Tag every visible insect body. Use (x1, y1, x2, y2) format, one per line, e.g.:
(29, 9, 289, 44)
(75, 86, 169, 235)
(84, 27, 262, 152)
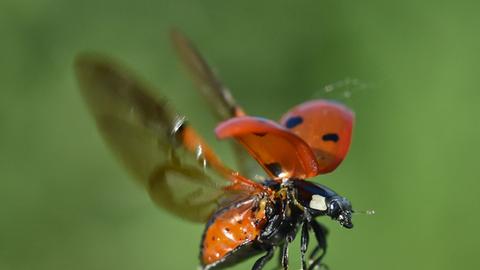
(75, 30, 356, 270)
(201, 179, 353, 270)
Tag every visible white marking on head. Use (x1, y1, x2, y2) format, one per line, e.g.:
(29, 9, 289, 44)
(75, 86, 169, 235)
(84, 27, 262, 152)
(309, 195, 327, 211)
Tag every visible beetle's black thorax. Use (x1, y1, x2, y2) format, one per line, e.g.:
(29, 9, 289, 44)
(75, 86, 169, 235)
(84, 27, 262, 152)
(257, 180, 306, 246)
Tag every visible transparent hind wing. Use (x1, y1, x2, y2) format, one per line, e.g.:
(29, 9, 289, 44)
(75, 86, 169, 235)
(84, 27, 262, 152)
(170, 29, 244, 119)
(171, 30, 265, 180)
(75, 53, 258, 222)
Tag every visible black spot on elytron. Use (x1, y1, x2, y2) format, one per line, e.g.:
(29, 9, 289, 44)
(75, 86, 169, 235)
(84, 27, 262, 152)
(225, 228, 230, 232)
(322, 133, 339, 142)
(253, 132, 267, 137)
(211, 236, 215, 241)
(265, 162, 283, 176)
(285, 116, 303, 129)
(237, 220, 242, 225)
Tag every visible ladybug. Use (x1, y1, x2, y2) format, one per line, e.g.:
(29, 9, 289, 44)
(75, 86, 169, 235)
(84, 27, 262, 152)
(75, 30, 356, 270)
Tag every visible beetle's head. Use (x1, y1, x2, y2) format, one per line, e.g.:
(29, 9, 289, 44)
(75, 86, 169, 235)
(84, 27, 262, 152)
(325, 196, 353, 229)
(292, 180, 354, 229)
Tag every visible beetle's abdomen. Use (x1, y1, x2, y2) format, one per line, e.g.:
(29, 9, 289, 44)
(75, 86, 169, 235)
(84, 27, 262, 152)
(201, 198, 267, 266)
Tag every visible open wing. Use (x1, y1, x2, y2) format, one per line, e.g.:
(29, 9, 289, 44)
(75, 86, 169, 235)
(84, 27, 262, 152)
(75, 53, 261, 222)
(216, 116, 320, 180)
(170, 30, 263, 179)
(170, 29, 245, 119)
(280, 100, 354, 174)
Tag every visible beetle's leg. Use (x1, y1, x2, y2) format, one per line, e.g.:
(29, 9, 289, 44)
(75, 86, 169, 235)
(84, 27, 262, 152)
(271, 242, 290, 270)
(300, 222, 310, 270)
(252, 246, 275, 270)
(308, 220, 328, 270)
(309, 220, 328, 260)
(280, 242, 289, 270)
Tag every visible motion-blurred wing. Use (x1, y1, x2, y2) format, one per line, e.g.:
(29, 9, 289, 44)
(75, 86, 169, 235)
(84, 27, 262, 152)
(280, 100, 354, 174)
(170, 29, 245, 119)
(216, 116, 320, 180)
(75, 53, 256, 222)
(171, 30, 262, 179)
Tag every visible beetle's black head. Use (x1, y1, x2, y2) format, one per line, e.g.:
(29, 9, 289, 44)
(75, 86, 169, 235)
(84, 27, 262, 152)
(326, 196, 353, 229)
(292, 180, 354, 229)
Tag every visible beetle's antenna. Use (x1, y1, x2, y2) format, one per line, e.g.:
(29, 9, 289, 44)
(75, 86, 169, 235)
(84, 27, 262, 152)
(352, 209, 375, 215)
(311, 77, 369, 101)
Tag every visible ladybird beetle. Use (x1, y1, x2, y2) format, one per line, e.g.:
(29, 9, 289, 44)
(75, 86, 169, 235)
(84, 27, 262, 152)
(75, 30, 357, 270)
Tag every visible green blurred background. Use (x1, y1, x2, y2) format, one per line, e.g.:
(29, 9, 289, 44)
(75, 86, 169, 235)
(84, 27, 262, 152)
(1, 0, 479, 269)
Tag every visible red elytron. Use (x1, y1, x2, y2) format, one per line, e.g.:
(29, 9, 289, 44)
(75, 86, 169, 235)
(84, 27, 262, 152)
(75, 30, 356, 270)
